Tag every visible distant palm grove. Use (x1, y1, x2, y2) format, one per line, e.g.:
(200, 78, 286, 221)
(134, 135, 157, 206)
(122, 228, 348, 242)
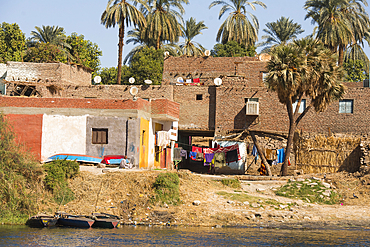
(0, 0, 369, 84)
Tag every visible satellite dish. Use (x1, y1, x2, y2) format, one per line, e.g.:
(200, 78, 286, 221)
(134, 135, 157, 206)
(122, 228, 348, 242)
(129, 77, 135, 84)
(214, 77, 222, 86)
(204, 50, 211, 56)
(177, 77, 184, 83)
(93, 76, 101, 84)
(144, 79, 152, 84)
(129, 86, 138, 96)
(164, 51, 170, 57)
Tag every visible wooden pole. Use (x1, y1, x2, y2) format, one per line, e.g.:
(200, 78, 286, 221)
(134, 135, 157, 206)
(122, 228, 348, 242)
(250, 131, 272, 176)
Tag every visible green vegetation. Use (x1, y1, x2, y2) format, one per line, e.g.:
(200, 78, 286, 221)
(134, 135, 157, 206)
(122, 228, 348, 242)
(0, 22, 26, 63)
(153, 172, 180, 205)
(24, 42, 67, 63)
(343, 59, 367, 82)
(43, 159, 79, 204)
(211, 41, 256, 57)
(220, 178, 241, 189)
(275, 179, 340, 205)
(0, 114, 43, 224)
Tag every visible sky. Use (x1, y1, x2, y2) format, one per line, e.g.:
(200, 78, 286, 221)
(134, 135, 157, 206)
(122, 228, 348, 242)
(1, 0, 369, 69)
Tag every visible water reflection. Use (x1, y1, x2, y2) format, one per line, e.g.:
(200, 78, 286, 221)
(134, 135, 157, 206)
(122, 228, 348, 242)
(0, 225, 369, 246)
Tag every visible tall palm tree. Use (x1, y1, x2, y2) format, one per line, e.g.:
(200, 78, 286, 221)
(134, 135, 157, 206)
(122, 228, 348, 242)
(101, 0, 147, 85)
(265, 38, 345, 175)
(209, 0, 267, 46)
(179, 17, 208, 56)
(124, 27, 179, 64)
(142, 0, 189, 50)
(304, 0, 370, 65)
(259, 17, 304, 52)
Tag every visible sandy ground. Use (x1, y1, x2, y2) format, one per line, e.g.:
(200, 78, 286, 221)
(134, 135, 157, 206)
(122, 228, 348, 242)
(58, 166, 370, 229)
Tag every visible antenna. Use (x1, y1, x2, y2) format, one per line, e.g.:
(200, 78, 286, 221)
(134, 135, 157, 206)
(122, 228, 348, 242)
(93, 76, 101, 84)
(214, 77, 222, 86)
(177, 77, 184, 83)
(164, 51, 170, 57)
(129, 86, 139, 101)
(144, 79, 152, 84)
(129, 77, 135, 84)
(204, 50, 211, 56)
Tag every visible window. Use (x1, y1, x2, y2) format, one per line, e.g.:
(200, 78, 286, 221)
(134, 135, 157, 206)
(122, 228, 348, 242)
(339, 100, 353, 113)
(196, 94, 203, 100)
(292, 99, 306, 113)
(262, 72, 268, 81)
(244, 98, 259, 103)
(92, 128, 108, 144)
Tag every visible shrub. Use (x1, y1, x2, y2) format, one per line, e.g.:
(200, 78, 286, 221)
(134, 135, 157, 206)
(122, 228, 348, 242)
(221, 178, 241, 189)
(153, 172, 180, 205)
(43, 159, 79, 204)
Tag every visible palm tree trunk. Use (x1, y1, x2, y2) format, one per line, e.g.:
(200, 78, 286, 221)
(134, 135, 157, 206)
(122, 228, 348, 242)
(117, 24, 125, 85)
(156, 36, 161, 50)
(281, 99, 295, 176)
(338, 44, 345, 66)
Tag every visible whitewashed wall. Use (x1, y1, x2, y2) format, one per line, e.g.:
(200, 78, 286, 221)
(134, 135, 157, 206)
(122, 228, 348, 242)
(41, 114, 87, 161)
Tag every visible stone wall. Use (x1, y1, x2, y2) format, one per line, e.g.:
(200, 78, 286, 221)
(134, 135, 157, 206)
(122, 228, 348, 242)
(5, 62, 91, 86)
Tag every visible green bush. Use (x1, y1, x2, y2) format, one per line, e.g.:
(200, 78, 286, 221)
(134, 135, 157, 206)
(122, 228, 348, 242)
(0, 114, 43, 223)
(43, 159, 79, 204)
(221, 178, 241, 189)
(153, 172, 180, 205)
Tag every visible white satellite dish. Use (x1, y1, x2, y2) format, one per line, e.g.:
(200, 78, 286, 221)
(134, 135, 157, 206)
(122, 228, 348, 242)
(129, 77, 135, 84)
(144, 79, 152, 84)
(214, 77, 222, 86)
(93, 76, 101, 84)
(164, 51, 170, 57)
(177, 77, 184, 83)
(129, 86, 138, 96)
(204, 50, 211, 56)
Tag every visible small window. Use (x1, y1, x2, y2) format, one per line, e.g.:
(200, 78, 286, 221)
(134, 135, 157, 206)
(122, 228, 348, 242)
(245, 98, 259, 103)
(292, 99, 306, 113)
(92, 128, 108, 144)
(196, 94, 203, 100)
(262, 72, 268, 81)
(339, 100, 353, 113)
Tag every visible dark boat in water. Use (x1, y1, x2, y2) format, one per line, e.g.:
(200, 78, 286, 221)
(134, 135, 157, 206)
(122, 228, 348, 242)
(91, 213, 120, 228)
(26, 214, 58, 228)
(57, 213, 94, 228)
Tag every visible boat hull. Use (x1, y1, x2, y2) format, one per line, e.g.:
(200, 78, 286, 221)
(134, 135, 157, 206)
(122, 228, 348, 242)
(58, 217, 94, 228)
(26, 216, 58, 228)
(92, 219, 120, 228)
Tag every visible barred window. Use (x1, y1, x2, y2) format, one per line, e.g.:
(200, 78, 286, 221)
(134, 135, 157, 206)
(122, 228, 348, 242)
(339, 100, 353, 114)
(92, 128, 108, 144)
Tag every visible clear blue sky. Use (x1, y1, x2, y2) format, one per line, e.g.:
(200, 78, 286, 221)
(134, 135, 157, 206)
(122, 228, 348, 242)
(1, 0, 369, 69)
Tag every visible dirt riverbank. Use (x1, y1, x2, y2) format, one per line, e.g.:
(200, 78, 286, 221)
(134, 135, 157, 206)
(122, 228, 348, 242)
(55, 166, 370, 229)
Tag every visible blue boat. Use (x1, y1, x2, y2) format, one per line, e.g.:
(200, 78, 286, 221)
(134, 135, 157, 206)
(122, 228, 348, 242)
(44, 154, 102, 164)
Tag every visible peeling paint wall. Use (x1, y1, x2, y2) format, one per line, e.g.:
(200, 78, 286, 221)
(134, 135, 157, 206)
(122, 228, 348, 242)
(41, 114, 87, 161)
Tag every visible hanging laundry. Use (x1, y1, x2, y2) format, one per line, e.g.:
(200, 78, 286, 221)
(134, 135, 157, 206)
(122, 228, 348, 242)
(203, 148, 216, 154)
(186, 79, 192, 84)
(266, 149, 277, 160)
(180, 149, 187, 159)
(258, 163, 267, 176)
(226, 149, 238, 163)
(204, 153, 215, 166)
(189, 151, 197, 160)
(214, 152, 226, 168)
(247, 144, 250, 155)
(193, 78, 200, 83)
(196, 152, 204, 160)
(252, 145, 257, 156)
(277, 148, 285, 164)
(192, 146, 202, 153)
(157, 131, 170, 148)
(173, 148, 182, 161)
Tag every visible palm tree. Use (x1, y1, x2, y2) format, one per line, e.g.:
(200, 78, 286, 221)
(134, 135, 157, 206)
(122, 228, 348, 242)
(259, 17, 304, 52)
(142, 0, 189, 50)
(179, 17, 208, 56)
(265, 38, 345, 175)
(101, 0, 147, 85)
(304, 0, 370, 66)
(209, 0, 267, 46)
(124, 27, 180, 64)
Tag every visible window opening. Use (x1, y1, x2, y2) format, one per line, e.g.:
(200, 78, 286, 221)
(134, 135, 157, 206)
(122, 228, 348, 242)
(92, 128, 108, 144)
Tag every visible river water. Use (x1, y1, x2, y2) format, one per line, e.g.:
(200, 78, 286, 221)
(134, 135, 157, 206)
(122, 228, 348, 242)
(0, 225, 369, 246)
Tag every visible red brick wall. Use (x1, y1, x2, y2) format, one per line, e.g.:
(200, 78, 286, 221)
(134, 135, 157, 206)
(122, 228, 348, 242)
(151, 99, 180, 119)
(6, 114, 43, 160)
